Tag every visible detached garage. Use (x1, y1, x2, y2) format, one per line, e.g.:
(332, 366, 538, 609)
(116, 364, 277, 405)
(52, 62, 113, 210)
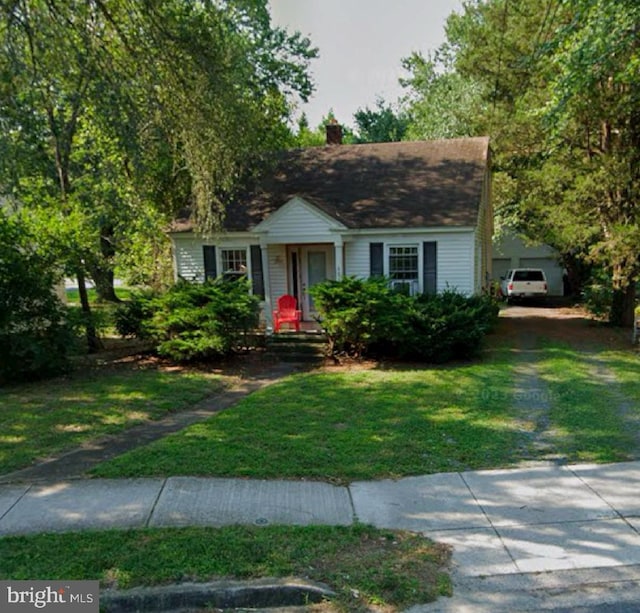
(492, 232, 565, 296)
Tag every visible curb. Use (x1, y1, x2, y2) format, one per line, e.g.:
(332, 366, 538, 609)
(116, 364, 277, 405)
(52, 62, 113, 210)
(101, 578, 336, 612)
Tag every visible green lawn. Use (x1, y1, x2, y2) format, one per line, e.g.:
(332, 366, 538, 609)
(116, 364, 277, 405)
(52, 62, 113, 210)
(93, 348, 525, 481)
(602, 349, 640, 399)
(2, 326, 638, 610)
(5, 332, 637, 482)
(536, 343, 640, 463)
(91, 340, 640, 482)
(65, 286, 134, 304)
(0, 525, 451, 611)
(0, 367, 225, 474)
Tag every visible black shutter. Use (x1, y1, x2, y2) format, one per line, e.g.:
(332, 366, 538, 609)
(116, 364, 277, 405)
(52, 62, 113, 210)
(250, 245, 265, 299)
(423, 241, 437, 294)
(370, 242, 384, 277)
(203, 246, 217, 280)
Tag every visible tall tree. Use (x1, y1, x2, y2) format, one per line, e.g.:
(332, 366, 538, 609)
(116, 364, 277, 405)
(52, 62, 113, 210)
(404, 0, 639, 325)
(353, 98, 408, 143)
(0, 0, 316, 317)
(542, 0, 640, 324)
(400, 52, 484, 140)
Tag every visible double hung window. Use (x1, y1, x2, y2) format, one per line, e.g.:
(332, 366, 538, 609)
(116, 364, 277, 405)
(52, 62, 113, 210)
(389, 245, 419, 295)
(221, 248, 247, 280)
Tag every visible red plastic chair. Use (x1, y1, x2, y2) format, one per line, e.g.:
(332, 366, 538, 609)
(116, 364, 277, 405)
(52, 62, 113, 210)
(273, 294, 301, 333)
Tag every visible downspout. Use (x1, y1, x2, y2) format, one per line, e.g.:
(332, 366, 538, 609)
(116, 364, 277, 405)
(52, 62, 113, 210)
(334, 236, 344, 280)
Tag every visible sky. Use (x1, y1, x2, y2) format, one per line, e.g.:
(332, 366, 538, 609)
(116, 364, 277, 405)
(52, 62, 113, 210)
(268, 0, 464, 130)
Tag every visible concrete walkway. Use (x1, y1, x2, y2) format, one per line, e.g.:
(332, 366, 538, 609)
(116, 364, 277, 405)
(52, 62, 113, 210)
(3, 461, 640, 610)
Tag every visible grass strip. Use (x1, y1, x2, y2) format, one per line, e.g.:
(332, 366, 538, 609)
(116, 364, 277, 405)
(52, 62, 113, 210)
(92, 351, 523, 482)
(601, 350, 640, 401)
(0, 368, 225, 474)
(0, 525, 451, 611)
(536, 341, 638, 463)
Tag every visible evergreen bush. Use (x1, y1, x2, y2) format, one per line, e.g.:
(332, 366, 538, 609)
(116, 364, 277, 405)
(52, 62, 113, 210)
(399, 290, 499, 362)
(133, 279, 260, 362)
(311, 278, 499, 362)
(114, 289, 158, 339)
(309, 276, 408, 357)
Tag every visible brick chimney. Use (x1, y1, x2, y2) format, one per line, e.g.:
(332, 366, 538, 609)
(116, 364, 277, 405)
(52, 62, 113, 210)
(325, 118, 343, 145)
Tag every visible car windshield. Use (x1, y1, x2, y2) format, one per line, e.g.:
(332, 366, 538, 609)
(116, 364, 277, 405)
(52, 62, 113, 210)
(513, 270, 544, 281)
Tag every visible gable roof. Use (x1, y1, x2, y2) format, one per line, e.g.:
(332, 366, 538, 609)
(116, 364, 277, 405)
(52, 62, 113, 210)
(172, 136, 490, 233)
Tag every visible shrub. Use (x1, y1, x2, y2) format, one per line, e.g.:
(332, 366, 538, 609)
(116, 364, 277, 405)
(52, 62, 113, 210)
(398, 291, 499, 362)
(582, 269, 613, 320)
(146, 279, 260, 362)
(309, 276, 409, 357)
(114, 290, 158, 339)
(311, 278, 499, 362)
(66, 303, 118, 344)
(0, 213, 73, 382)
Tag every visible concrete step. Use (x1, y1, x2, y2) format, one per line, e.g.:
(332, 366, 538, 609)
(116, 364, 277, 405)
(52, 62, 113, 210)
(267, 332, 326, 344)
(266, 332, 328, 363)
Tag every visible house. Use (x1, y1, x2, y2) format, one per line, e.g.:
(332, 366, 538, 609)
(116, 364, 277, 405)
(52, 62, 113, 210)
(170, 133, 492, 330)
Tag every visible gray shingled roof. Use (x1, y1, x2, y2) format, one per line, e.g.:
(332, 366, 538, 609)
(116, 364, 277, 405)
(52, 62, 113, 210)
(172, 136, 490, 232)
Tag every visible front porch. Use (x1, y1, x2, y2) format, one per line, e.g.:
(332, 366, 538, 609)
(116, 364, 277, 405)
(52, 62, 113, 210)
(260, 241, 344, 332)
(252, 195, 347, 331)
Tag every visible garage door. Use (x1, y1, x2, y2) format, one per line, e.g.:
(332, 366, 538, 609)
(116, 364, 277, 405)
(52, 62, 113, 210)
(492, 258, 510, 280)
(519, 257, 564, 296)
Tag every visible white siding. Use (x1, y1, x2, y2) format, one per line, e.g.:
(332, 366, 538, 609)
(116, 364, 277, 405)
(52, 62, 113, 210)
(344, 240, 370, 278)
(439, 234, 475, 294)
(472, 167, 492, 294)
(345, 231, 476, 295)
(260, 201, 339, 243)
(268, 244, 287, 304)
(173, 226, 480, 317)
(173, 236, 205, 281)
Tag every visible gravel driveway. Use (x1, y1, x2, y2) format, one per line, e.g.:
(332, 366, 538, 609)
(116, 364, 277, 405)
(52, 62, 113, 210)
(497, 303, 638, 461)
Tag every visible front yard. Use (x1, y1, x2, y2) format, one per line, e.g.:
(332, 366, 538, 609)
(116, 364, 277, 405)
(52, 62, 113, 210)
(1, 306, 638, 611)
(0, 366, 225, 475)
(2, 307, 638, 481)
(90, 338, 639, 481)
(92, 354, 520, 481)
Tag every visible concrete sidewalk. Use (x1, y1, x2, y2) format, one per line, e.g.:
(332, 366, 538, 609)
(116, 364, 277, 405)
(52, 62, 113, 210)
(3, 461, 640, 610)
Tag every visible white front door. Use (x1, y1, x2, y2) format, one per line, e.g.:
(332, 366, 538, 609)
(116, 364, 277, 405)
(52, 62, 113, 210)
(300, 246, 334, 320)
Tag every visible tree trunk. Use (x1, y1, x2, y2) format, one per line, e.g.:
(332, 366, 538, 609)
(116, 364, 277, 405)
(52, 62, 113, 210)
(562, 255, 590, 299)
(77, 269, 103, 353)
(89, 264, 120, 303)
(609, 281, 636, 327)
(89, 225, 121, 303)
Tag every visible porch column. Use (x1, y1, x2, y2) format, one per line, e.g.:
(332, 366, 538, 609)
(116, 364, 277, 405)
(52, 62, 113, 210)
(260, 241, 273, 330)
(334, 238, 344, 281)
